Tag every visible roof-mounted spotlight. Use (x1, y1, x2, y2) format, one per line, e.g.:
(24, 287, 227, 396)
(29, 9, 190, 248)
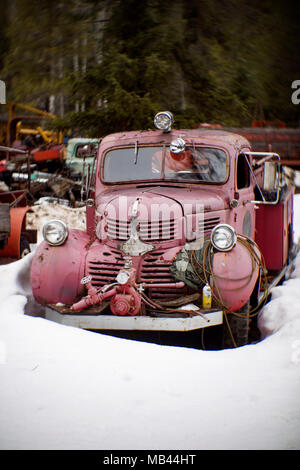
(154, 111, 174, 132)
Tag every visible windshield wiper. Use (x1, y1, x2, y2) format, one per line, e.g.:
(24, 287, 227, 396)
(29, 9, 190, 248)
(134, 140, 138, 164)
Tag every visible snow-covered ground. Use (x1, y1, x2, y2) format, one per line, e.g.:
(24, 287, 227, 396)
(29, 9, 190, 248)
(0, 197, 300, 450)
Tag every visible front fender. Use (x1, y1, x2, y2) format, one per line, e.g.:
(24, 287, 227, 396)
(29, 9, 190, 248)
(212, 238, 260, 311)
(30, 229, 91, 305)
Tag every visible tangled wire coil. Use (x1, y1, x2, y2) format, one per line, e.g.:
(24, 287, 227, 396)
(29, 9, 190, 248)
(190, 234, 269, 318)
(139, 234, 269, 321)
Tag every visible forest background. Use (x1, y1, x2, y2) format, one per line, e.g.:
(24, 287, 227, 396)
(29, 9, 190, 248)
(0, 0, 300, 137)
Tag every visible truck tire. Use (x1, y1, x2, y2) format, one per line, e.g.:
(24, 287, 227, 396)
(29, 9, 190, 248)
(223, 301, 250, 348)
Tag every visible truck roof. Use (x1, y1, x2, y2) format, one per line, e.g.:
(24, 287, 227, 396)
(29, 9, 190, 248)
(100, 128, 251, 151)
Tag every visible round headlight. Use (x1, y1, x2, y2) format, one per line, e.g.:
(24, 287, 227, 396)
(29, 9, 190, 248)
(210, 224, 237, 252)
(154, 111, 174, 132)
(42, 219, 68, 246)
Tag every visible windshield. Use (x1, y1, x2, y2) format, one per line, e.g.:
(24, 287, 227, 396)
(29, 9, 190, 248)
(103, 145, 227, 183)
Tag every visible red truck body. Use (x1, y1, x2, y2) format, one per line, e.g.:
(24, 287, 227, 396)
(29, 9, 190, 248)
(30, 112, 296, 347)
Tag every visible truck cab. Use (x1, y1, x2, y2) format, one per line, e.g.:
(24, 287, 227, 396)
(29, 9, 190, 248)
(30, 112, 295, 348)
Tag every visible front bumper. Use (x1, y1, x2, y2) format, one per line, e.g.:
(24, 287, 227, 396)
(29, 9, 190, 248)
(45, 306, 223, 331)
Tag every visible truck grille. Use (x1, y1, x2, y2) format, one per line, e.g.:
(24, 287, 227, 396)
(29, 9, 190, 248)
(106, 216, 219, 241)
(88, 249, 125, 288)
(107, 217, 177, 241)
(87, 248, 184, 301)
(199, 216, 220, 235)
(88, 216, 220, 300)
(140, 250, 184, 300)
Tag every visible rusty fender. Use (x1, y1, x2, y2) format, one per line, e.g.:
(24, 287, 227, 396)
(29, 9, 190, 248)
(212, 238, 261, 312)
(0, 206, 30, 258)
(30, 229, 91, 305)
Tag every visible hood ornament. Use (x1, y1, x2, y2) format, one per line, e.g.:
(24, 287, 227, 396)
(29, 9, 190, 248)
(120, 198, 154, 256)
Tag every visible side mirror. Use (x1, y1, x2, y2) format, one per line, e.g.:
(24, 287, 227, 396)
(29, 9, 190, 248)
(76, 144, 89, 158)
(76, 143, 98, 158)
(242, 151, 281, 206)
(263, 161, 278, 191)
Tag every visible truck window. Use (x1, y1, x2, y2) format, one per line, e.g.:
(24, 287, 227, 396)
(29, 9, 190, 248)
(236, 153, 250, 189)
(103, 147, 162, 182)
(103, 146, 227, 183)
(164, 147, 226, 182)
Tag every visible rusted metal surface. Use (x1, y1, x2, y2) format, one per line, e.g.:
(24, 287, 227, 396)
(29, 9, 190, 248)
(0, 206, 31, 257)
(212, 240, 260, 311)
(30, 229, 90, 305)
(224, 127, 300, 167)
(31, 144, 64, 162)
(0, 185, 37, 259)
(45, 306, 223, 331)
(1, 206, 28, 256)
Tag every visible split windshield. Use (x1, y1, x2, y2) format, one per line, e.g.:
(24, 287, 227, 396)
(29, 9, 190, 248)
(103, 145, 227, 183)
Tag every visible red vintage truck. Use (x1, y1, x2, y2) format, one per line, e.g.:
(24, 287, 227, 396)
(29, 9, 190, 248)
(30, 111, 297, 348)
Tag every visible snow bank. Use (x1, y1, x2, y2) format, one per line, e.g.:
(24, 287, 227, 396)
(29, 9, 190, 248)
(0, 198, 300, 450)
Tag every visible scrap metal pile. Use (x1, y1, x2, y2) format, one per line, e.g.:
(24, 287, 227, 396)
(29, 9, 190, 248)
(0, 140, 97, 206)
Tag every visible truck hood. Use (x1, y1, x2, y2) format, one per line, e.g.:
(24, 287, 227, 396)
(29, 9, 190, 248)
(96, 185, 227, 219)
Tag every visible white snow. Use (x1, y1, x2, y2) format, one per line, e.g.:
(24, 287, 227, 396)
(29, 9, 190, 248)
(0, 198, 300, 450)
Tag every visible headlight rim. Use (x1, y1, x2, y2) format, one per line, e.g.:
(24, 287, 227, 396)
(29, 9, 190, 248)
(42, 219, 69, 246)
(210, 223, 237, 252)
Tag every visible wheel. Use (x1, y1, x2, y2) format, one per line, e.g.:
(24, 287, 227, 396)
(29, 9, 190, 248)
(20, 236, 31, 258)
(223, 301, 250, 348)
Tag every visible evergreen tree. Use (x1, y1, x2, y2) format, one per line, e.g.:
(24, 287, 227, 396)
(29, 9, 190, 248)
(1, 0, 104, 115)
(1, 0, 299, 133)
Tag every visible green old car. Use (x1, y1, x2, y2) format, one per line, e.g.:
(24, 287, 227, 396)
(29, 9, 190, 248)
(65, 137, 99, 178)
